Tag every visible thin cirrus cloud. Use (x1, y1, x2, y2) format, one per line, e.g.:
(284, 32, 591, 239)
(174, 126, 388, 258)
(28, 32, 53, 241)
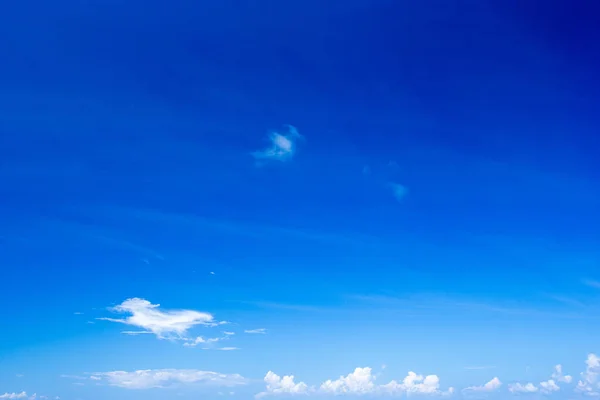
(244, 328, 267, 334)
(86, 369, 247, 390)
(97, 298, 226, 341)
(255, 367, 454, 398)
(251, 125, 302, 163)
(388, 182, 408, 202)
(0, 393, 27, 399)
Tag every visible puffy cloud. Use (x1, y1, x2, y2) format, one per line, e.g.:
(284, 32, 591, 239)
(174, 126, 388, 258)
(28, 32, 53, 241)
(320, 368, 376, 395)
(463, 377, 502, 393)
(576, 353, 600, 396)
(252, 125, 302, 163)
(90, 369, 247, 390)
(245, 328, 267, 334)
(381, 371, 454, 396)
(539, 380, 560, 394)
(255, 371, 310, 398)
(98, 298, 222, 340)
(258, 368, 453, 397)
(508, 383, 538, 394)
(551, 364, 573, 383)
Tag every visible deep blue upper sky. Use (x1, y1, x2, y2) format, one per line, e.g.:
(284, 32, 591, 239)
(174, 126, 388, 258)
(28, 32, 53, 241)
(1, 1, 599, 399)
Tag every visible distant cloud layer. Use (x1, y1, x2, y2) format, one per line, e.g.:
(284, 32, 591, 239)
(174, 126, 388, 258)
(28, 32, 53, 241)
(252, 125, 302, 163)
(89, 369, 247, 390)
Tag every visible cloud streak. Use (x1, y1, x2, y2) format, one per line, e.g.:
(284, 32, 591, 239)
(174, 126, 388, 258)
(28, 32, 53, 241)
(90, 369, 247, 389)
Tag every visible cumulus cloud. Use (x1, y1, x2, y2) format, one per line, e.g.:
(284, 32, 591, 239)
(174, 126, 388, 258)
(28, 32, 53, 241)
(98, 298, 222, 340)
(463, 377, 502, 393)
(551, 364, 573, 383)
(245, 328, 267, 334)
(90, 369, 247, 390)
(257, 368, 453, 398)
(508, 383, 538, 394)
(381, 371, 454, 396)
(256, 371, 310, 398)
(539, 379, 560, 394)
(576, 353, 600, 396)
(252, 125, 302, 163)
(320, 367, 376, 395)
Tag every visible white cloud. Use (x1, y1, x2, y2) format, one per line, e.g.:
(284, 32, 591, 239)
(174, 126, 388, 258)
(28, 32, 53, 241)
(183, 336, 218, 347)
(217, 347, 240, 351)
(98, 298, 220, 340)
(245, 328, 267, 334)
(91, 369, 247, 390)
(0, 393, 27, 399)
(252, 125, 302, 163)
(256, 371, 310, 398)
(389, 183, 408, 201)
(551, 364, 573, 383)
(508, 383, 538, 394)
(381, 371, 454, 396)
(258, 368, 453, 397)
(463, 377, 502, 393)
(576, 353, 600, 396)
(320, 367, 376, 395)
(539, 379, 560, 394)
(224, 331, 235, 336)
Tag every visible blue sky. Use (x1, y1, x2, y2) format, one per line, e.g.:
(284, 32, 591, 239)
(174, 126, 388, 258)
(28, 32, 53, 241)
(1, 0, 600, 399)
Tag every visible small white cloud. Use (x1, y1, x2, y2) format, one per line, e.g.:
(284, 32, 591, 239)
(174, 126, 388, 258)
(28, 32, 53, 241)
(98, 298, 219, 340)
(256, 371, 310, 398)
(73, 312, 83, 315)
(224, 331, 235, 336)
(551, 364, 572, 383)
(508, 382, 538, 393)
(245, 328, 267, 334)
(182, 336, 222, 348)
(0, 393, 28, 399)
(210, 271, 215, 275)
(217, 347, 240, 351)
(539, 379, 560, 394)
(252, 125, 302, 163)
(576, 353, 600, 396)
(389, 183, 408, 201)
(91, 369, 247, 389)
(463, 377, 502, 393)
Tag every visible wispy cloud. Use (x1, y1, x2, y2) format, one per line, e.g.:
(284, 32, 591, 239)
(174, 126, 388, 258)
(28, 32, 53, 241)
(244, 328, 267, 334)
(388, 182, 408, 202)
(0, 393, 28, 399)
(464, 366, 496, 371)
(90, 369, 247, 389)
(582, 279, 600, 289)
(98, 298, 224, 341)
(251, 125, 302, 163)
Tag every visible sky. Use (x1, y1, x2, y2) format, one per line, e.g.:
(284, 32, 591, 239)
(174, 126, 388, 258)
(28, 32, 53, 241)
(1, 0, 600, 399)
